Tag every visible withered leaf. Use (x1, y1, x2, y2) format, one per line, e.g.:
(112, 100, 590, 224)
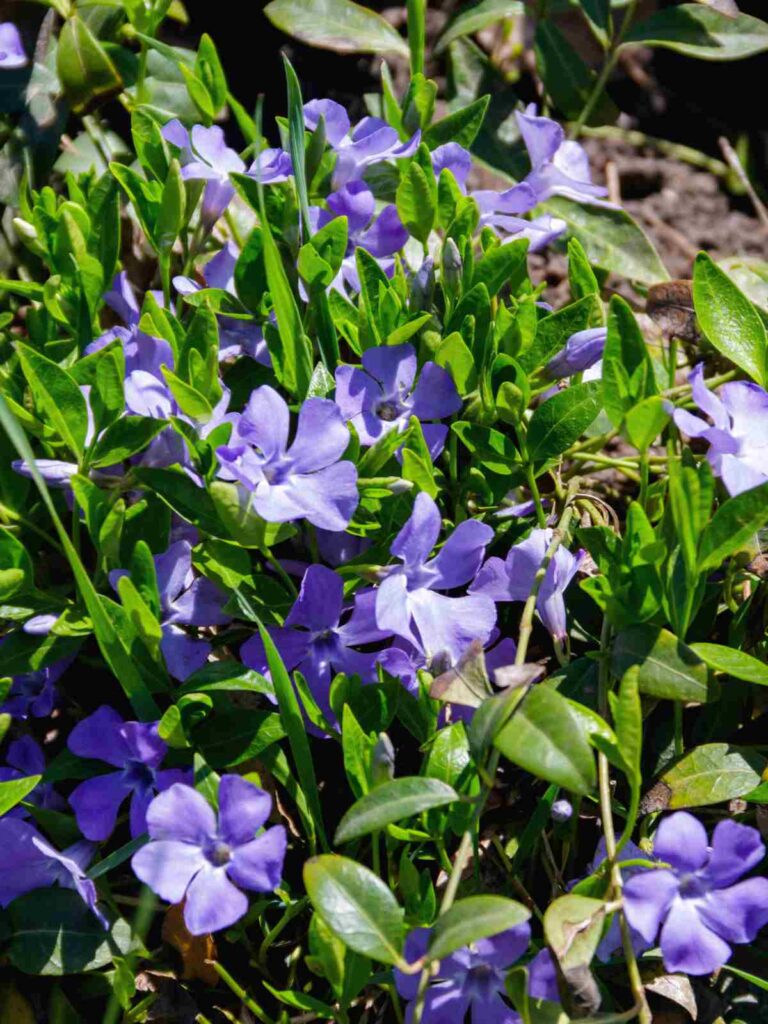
(162, 903, 219, 985)
(430, 640, 493, 708)
(647, 280, 699, 342)
(643, 966, 698, 1020)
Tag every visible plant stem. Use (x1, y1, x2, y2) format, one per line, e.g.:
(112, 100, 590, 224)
(406, 0, 426, 78)
(516, 506, 575, 665)
(571, 0, 640, 139)
(525, 461, 548, 529)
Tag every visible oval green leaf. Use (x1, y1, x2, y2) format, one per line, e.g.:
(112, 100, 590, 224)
(334, 777, 459, 844)
(623, 5, 768, 61)
(698, 480, 768, 572)
(429, 896, 530, 960)
(661, 743, 765, 808)
(611, 625, 715, 703)
(527, 381, 602, 465)
(690, 643, 768, 686)
(264, 0, 409, 57)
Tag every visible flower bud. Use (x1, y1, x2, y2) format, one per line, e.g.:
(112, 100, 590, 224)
(371, 733, 395, 787)
(410, 257, 434, 312)
(442, 238, 463, 291)
(551, 799, 573, 823)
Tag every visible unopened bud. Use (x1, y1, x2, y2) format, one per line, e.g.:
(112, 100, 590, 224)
(12, 218, 38, 242)
(371, 733, 395, 787)
(551, 799, 573, 823)
(442, 238, 463, 291)
(410, 257, 435, 312)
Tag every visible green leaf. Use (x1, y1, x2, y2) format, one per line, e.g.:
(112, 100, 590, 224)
(693, 252, 766, 384)
(690, 643, 768, 686)
(396, 163, 436, 245)
(264, 0, 409, 57)
(423, 96, 491, 149)
(8, 889, 134, 976)
(334, 777, 459, 844)
(623, 4, 768, 61)
(155, 159, 185, 254)
(0, 530, 33, 600)
(429, 896, 530, 960)
(194, 709, 285, 768)
(436, 0, 523, 53)
(304, 855, 405, 964)
(0, 775, 41, 816)
(132, 467, 224, 537)
(544, 197, 668, 286)
(472, 238, 529, 298)
(89, 416, 167, 467)
(602, 295, 657, 429)
(611, 625, 714, 703)
(625, 395, 669, 453)
(544, 893, 605, 969)
(56, 16, 122, 114)
(535, 21, 618, 123)
(526, 381, 602, 465)
(661, 743, 765, 808)
(494, 686, 596, 795)
(698, 481, 768, 572)
(614, 665, 642, 786)
(178, 661, 274, 698)
(16, 344, 89, 458)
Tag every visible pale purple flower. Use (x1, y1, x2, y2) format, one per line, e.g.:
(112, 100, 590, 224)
(335, 342, 461, 460)
(432, 143, 473, 188)
(0, 736, 65, 819)
(376, 493, 496, 664)
(516, 104, 608, 206)
(0, 24, 27, 69)
(473, 192, 567, 252)
(0, 651, 74, 719)
(623, 812, 768, 976)
(246, 147, 293, 184)
(551, 799, 573, 823)
(394, 922, 532, 1024)
(309, 181, 408, 294)
(471, 528, 585, 641)
(131, 775, 287, 935)
(216, 386, 359, 531)
(0, 819, 105, 925)
(174, 241, 270, 364)
(242, 565, 389, 721)
(303, 98, 420, 188)
(86, 272, 174, 381)
(110, 539, 229, 680)
(67, 706, 190, 841)
(671, 364, 768, 496)
(162, 121, 245, 229)
(546, 327, 607, 379)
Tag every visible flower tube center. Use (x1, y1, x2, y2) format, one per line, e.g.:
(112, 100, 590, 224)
(206, 840, 233, 867)
(122, 760, 155, 791)
(465, 963, 503, 999)
(678, 872, 707, 899)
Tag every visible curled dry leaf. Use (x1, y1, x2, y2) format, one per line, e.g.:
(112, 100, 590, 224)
(162, 903, 219, 985)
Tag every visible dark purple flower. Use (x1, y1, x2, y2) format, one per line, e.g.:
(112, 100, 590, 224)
(671, 364, 768, 496)
(110, 539, 230, 680)
(0, 23, 27, 69)
(528, 948, 560, 1003)
(242, 565, 389, 721)
(303, 98, 420, 188)
(335, 342, 461, 460)
(0, 818, 105, 925)
(623, 812, 768, 975)
(546, 327, 607, 380)
(0, 736, 66, 819)
(131, 775, 287, 935)
(394, 922, 532, 1024)
(376, 493, 496, 665)
(162, 121, 245, 229)
(471, 528, 584, 641)
(216, 386, 359, 531)
(0, 651, 74, 719)
(516, 104, 608, 206)
(67, 706, 190, 840)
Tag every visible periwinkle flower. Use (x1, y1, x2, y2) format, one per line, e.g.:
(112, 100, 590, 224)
(110, 539, 230, 680)
(335, 342, 461, 460)
(516, 104, 609, 206)
(551, 799, 573, 823)
(471, 528, 585, 641)
(242, 565, 389, 722)
(303, 98, 420, 187)
(162, 121, 245, 229)
(546, 327, 607, 380)
(671, 363, 768, 496)
(174, 242, 270, 364)
(432, 142, 473, 188)
(623, 811, 768, 976)
(394, 922, 535, 1024)
(67, 706, 190, 841)
(0, 819, 105, 924)
(310, 181, 408, 294)
(131, 775, 287, 935)
(376, 493, 496, 664)
(216, 385, 359, 531)
(0, 651, 74, 719)
(247, 147, 293, 184)
(0, 736, 66, 818)
(0, 23, 27, 69)
(86, 272, 174, 381)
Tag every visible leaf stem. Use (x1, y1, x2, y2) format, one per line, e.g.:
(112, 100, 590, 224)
(571, 0, 640, 139)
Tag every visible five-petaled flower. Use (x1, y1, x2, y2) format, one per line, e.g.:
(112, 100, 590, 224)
(131, 775, 287, 935)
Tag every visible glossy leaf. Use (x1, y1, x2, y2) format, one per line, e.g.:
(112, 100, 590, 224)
(661, 743, 765, 808)
(334, 777, 459, 844)
(624, 5, 768, 61)
(429, 896, 530, 960)
(264, 0, 409, 57)
(611, 625, 714, 703)
(698, 481, 768, 572)
(693, 252, 766, 384)
(527, 382, 602, 465)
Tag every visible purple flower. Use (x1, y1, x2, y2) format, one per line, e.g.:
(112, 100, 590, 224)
(623, 812, 768, 976)
(394, 922, 532, 1024)
(335, 343, 461, 460)
(0, 819, 105, 925)
(86, 273, 174, 380)
(0, 736, 66, 819)
(0, 652, 74, 719)
(162, 121, 245, 229)
(131, 775, 287, 935)
(516, 104, 608, 206)
(471, 528, 585, 641)
(110, 539, 230, 680)
(242, 565, 389, 722)
(376, 493, 496, 665)
(303, 98, 420, 188)
(309, 181, 408, 294)
(67, 706, 190, 841)
(585, 838, 652, 962)
(546, 327, 607, 380)
(0, 23, 27, 69)
(247, 147, 293, 184)
(216, 386, 359, 531)
(432, 143, 473, 188)
(473, 193, 567, 252)
(671, 364, 768, 496)
(174, 242, 270, 364)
